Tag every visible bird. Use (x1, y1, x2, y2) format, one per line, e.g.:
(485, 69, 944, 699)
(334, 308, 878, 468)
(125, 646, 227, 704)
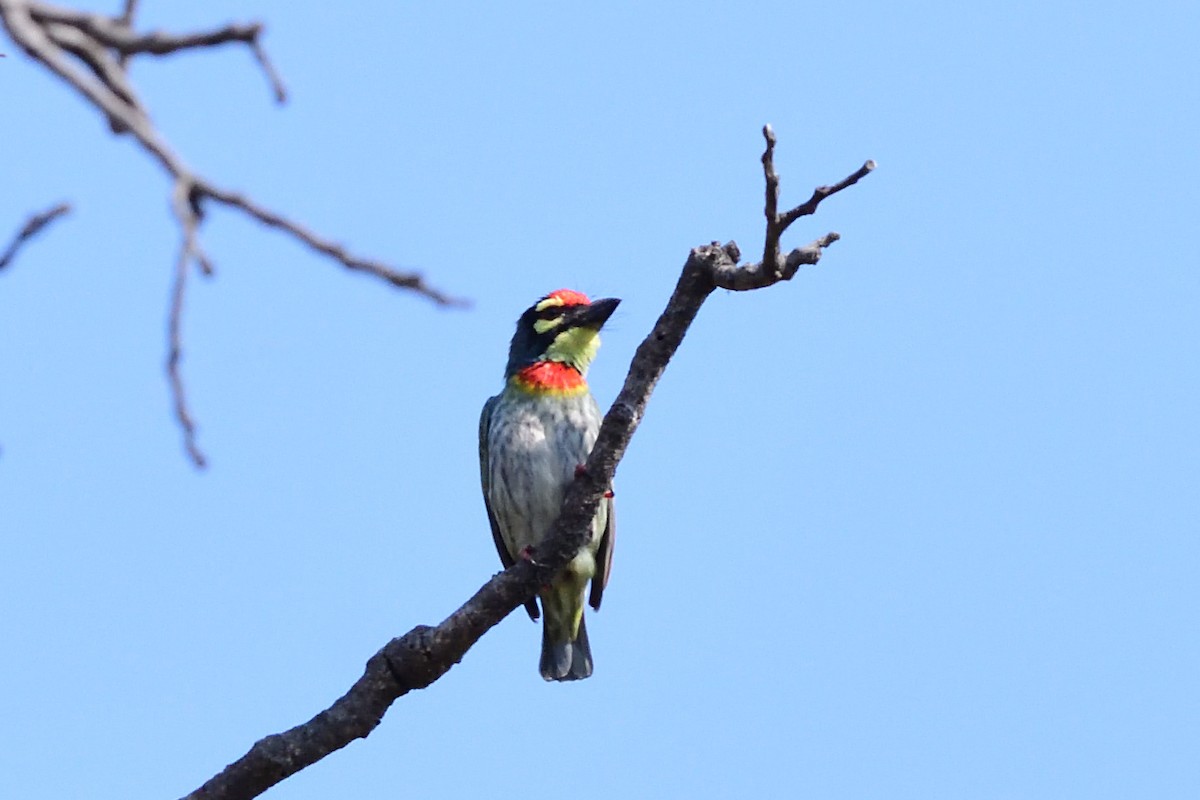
(479, 289, 619, 681)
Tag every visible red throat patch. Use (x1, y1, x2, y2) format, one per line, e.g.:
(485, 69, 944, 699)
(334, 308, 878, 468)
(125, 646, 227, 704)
(513, 361, 587, 395)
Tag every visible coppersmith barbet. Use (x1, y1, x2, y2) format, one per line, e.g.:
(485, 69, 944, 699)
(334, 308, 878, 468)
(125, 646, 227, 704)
(478, 289, 618, 681)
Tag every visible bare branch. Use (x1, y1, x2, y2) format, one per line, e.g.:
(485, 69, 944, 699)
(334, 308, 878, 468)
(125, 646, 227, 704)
(759, 122, 875, 280)
(43, 18, 143, 118)
(780, 159, 876, 228)
(116, 0, 137, 67)
(0, 202, 71, 270)
(0, 0, 461, 466)
(713, 232, 843, 291)
(167, 221, 206, 468)
(26, 3, 286, 99)
(202, 185, 465, 304)
(0, 200, 70, 458)
(117, 0, 137, 25)
(164, 177, 216, 467)
(246, 34, 286, 104)
(179, 128, 873, 800)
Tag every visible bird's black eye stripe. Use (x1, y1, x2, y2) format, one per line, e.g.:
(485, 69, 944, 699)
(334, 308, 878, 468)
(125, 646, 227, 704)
(536, 307, 562, 320)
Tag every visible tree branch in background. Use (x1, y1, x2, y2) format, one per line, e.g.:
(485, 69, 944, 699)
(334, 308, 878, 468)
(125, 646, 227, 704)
(0, 200, 70, 458)
(180, 128, 875, 800)
(0, 202, 71, 271)
(0, 0, 462, 468)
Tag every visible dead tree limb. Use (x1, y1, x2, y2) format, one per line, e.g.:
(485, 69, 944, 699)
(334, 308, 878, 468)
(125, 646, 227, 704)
(179, 127, 875, 800)
(0, 0, 462, 467)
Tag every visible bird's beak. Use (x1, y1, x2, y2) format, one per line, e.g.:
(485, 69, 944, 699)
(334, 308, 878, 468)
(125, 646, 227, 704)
(572, 297, 620, 330)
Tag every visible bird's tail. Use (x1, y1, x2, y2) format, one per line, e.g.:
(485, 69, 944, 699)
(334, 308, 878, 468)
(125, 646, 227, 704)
(539, 603, 593, 681)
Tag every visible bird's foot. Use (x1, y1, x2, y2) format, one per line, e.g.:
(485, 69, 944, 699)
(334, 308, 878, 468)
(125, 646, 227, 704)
(519, 545, 540, 566)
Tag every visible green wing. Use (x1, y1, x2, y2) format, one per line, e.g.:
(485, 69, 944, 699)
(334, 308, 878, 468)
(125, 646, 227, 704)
(479, 394, 539, 621)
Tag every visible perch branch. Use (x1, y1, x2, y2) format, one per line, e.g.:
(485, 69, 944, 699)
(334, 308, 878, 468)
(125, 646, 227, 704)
(0, 201, 71, 270)
(179, 128, 874, 800)
(0, 0, 462, 467)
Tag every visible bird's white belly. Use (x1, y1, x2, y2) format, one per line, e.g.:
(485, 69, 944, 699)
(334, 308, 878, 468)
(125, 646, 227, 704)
(487, 397, 602, 569)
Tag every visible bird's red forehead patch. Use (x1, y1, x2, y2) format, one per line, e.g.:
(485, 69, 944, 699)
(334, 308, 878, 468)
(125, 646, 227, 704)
(543, 288, 590, 307)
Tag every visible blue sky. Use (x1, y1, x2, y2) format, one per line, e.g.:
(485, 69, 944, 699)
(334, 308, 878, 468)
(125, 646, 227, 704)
(2, 1, 1197, 798)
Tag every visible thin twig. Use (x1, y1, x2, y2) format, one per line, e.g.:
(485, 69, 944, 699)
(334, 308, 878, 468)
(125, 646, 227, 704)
(0, 200, 70, 459)
(178, 128, 873, 800)
(167, 223, 206, 468)
(117, 0, 137, 25)
(0, 202, 71, 270)
(164, 178, 215, 467)
(247, 34, 286, 103)
(0, 0, 461, 467)
(115, 0, 136, 67)
(780, 159, 876, 227)
(760, 122, 875, 279)
(202, 184, 463, 303)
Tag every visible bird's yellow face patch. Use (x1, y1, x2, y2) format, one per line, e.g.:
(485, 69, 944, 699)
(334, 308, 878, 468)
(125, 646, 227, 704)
(533, 316, 563, 334)
(544, 325, 601, 374)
